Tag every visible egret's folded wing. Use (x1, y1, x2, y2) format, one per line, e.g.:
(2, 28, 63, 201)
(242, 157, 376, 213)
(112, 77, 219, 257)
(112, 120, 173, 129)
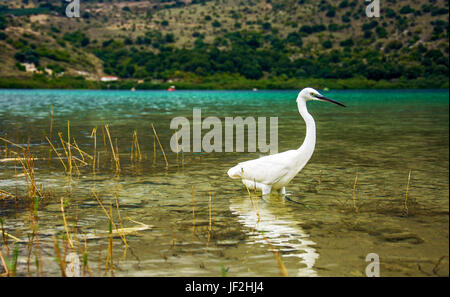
(236, 151, 296, 185)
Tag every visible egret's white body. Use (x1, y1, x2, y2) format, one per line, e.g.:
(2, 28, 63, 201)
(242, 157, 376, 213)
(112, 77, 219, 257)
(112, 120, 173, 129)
(227, 88, 345, 195)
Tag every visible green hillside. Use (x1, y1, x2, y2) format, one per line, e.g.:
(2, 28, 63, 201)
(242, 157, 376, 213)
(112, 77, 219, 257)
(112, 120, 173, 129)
(0, 0, 448, 89)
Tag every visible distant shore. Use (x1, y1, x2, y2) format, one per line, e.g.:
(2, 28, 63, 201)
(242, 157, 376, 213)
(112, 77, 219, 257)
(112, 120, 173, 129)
(0, 75, 448, 90)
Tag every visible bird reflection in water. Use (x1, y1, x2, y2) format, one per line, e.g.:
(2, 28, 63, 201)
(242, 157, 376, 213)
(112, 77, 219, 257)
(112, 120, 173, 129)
(229, 195, 319, 276)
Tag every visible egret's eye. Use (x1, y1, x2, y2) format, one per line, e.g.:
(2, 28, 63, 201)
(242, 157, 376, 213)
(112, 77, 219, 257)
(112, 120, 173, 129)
(310, 93, 315, 96)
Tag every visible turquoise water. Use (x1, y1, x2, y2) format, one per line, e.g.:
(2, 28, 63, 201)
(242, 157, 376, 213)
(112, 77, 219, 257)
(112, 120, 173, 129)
(0, 89, 448, 276)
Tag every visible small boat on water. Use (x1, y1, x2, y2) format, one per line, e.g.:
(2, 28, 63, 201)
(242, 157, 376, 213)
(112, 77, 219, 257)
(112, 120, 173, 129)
(168, 85, 176, 91)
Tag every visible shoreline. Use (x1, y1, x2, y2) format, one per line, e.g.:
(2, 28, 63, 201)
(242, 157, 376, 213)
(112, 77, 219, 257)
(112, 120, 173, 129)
(0, 76, 448, 90)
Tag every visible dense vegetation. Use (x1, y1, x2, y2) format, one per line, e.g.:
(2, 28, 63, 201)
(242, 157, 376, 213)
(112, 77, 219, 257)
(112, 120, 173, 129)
(0, 0, 448, 89)
(93, 30, 448, 82)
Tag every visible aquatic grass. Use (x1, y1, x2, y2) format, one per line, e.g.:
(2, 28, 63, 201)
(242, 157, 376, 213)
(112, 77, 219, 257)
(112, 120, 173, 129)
(2, 245, 19, 277)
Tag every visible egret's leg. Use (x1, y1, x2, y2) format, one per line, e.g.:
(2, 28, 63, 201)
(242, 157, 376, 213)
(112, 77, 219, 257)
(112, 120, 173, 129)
(280, 187, 286, 195)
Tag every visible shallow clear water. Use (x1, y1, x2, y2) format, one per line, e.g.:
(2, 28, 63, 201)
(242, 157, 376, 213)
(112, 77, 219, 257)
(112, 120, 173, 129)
(0, 89, 448, 276)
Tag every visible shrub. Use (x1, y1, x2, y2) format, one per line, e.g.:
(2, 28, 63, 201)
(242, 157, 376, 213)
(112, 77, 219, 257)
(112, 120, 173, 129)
(322, 40, 332, 49)
(340, 38, 354, 47)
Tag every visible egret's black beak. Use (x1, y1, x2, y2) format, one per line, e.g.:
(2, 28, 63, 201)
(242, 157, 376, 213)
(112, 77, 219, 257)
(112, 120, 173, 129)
(314, 94, 346, 107)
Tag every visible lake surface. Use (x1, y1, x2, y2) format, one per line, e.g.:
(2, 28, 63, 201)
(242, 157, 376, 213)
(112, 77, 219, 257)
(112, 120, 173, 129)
(0, 89, 448, 276)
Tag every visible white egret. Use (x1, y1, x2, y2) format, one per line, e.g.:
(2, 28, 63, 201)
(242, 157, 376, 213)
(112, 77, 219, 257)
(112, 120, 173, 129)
(227, 87, 346, 196)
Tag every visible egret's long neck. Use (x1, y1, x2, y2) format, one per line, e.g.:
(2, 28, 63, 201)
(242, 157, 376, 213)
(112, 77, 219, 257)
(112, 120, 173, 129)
(297, 99, 316, 152)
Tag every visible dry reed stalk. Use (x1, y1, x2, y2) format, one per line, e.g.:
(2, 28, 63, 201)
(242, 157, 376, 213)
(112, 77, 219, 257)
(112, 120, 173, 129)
(72, 156, 81, 177)
(52, 236, 66, 277)
(72, 156, 88, 166)
(1, 231, 20, 243)
(14, 158, 17, 206)
(3, 133, 7, 159)
(60, 198, 74, 249)
(72, 138, 84, 162)
(0, 136, 25, 151)
(91, 128, 97, 173)
(92, 190, 127, 246)
(49, 105, 53, 136)
(45, 136, 67, 172)
(17, 153, 41, 200)
(115, 138, 120, 170)
(67, 121, 73, 174)
(242, 175, 260, 222)
(192, 186, 196, 232)
(153, 135, 156, 163)
(263, 236, 288, 277)
(58, 132, 71, 175)
(33, 223, 43, 276)
(272, 249, 288, 277)
(0, 189, 16, 200)
(136, 131, 142, 161)
(131, 130, 142, 162)
(317, 170, 322, 192)
(403, 170, 412, 216)
(104, 204, 115, 276)
(68, 138, 93, 161)
(104, 125, 120, 174)
(208, 191, 212, 232)
(100, 124, 108, 163)
(82, 236, 93, 277)
(26, 232, 35, 274)
(0, 251, 8, 276)
(352, 170, 359, 213)
(151, 123, 168, 168)
(114, 194, 128, 248)
(0, 218, 9, 253)
(130, 140, 134, 162)
(48, 106, 53, 161)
